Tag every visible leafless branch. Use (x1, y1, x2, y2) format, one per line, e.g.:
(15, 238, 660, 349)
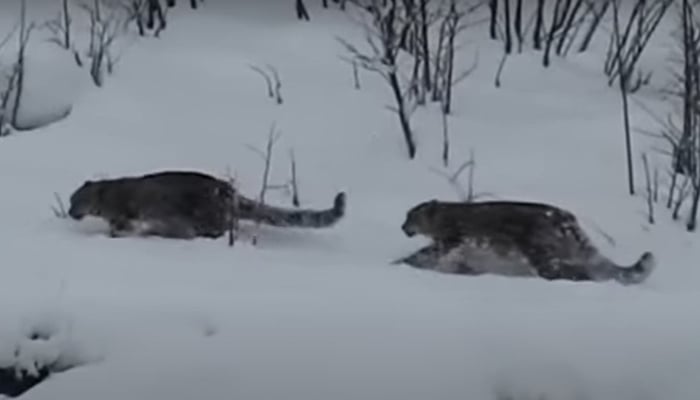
(494, 50, 508, 87)
(0, 21, 19, 51)
(605, 0, 672, 92)
(249, 63, 283, 104)
(641, 152, 656, 224)
(432, 0, 478, 111)
(249, 64, 274, 99)
(441, 102, 450, 166)
(0, 0, 36, 133)
(429, 149, 494, 202)
(337, 0, 418, 159)
(223, 167, 240, 247)
(41, 0, 72, 50)
(267, 64, 283, 104)
(289, 149, 300, 207)
(51, 192, 69, 219)
(245, 123, 283, 245)
(0, 67, 19, 136)
(80, 0, 127, 87)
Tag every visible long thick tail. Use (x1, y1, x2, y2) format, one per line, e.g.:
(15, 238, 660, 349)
(236, 192, 346, 228)
(613, 251, 656, 285)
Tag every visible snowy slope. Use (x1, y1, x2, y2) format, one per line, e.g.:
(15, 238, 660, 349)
(0, 1, 699, 400)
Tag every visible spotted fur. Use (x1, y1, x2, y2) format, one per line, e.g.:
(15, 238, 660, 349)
(397, 199, 655, 285)
(68, 170, 345, 239)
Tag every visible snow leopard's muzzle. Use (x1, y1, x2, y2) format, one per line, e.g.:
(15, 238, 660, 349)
(68, 203, 88, 220)
(401, 221, 417, 237)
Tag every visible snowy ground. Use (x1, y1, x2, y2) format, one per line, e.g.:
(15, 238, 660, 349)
(0, 1, 699, 399)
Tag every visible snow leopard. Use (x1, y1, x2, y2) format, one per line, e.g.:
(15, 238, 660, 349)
(395, 199, 655, 285)
(68, 170, 346, 239)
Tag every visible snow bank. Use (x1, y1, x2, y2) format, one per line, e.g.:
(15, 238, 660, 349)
(0, 1, 697, 399)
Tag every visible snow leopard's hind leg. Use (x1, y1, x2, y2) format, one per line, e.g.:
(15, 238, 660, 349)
(515, 240, 594, 281)
(392, 241, 479, 274)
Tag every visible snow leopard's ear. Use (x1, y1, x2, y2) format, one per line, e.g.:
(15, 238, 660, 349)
(82, 180, 107, 200)
(422, 199, 440, 217)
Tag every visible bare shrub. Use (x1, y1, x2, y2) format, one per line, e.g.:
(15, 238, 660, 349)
(43, 0, 73, 50)
(635, 0, 700, 231)
(245, 123, 283, 245)
(675, 0, 700, 231)
(116, 0, 204, 37)
(575, 0, 611, 53)
(432, 0, 479, 113)
(338, 0, 419, 159)
(51, 192, 70, 219)
(0, 0, 36, 135)
(80, 0, 129, 87)
(249, 63, 283, 104)
(339, 56, 362, 89)
(296, 0, 311, 21)
(42, 0, 85, 67)
(120, 0, 149, 36)
(429, 149, 493, 202)
(641, 152, 658, 224)
(609, 0, 643, 196)
(489, 0, 611, 65)
(441, 101, 450, 166)
(0, 62, 20, 136)
(541, 0, 588, 67)
(289, 149, 300, 207)
(223, 168, 241, 247)
(605, 0, 671, 92)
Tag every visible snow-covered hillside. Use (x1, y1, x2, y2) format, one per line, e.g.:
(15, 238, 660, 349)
(0, 1, 698, 399)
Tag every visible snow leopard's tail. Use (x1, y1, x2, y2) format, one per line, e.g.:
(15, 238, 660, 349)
(236, 192, 346, 229)
(613, 251, 656, 285)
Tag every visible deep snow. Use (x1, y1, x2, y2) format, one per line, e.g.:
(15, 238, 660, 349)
(0, 1, 699, 399)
